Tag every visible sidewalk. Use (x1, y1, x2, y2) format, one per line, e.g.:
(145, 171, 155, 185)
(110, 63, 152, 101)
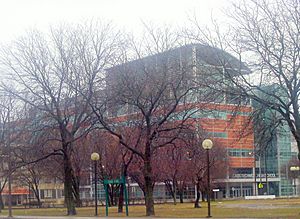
(0, 217, 212, 219)
(0, 216, 217, 219)
(0, 216, 259, 219)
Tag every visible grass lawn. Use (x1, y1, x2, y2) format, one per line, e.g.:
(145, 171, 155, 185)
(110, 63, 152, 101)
(1, 198, 300, 218)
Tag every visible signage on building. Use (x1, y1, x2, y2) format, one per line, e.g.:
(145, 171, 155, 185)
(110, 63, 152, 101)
(232, 173, 276, 178)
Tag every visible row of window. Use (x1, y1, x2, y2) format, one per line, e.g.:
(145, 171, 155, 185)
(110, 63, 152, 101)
(208, 131, 228, 138)
(190, 110, 228, 120)
(228, 149, 253, 157)
(108, 103, 250, 120)
(29, 189, 64, 199)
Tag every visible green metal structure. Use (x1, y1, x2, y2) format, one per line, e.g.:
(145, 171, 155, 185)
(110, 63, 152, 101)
(103, 175, 129, 216)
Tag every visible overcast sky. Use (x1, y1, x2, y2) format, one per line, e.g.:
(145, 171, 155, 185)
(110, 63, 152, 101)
(0, 0, 231, 43)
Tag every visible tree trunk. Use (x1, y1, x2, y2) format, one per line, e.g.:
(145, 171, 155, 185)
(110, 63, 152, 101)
(109, 185, 114, 206)
(72, 175, 82, 207)
(64, 151, 76, 215)
(296, 138, 300, 160)
(36, 196, 41, 208)
(194, 182, 201, 208)
(179, 190, 184, 203)
(0, 193, 3, 211)
(114, 187, 117, 206)
(32, 188, 41, 208)
(118, 166, 128, 213)
(31, 182, 42, 208)
(165, 180, 176, 204)
(201, 191, 205, 202)
(144, 183, 155, 216)
(118, 183, 124, 213)
(144, 158, 155, 216)
(172, 180, 177, 205)
(0, 181, 5, 210)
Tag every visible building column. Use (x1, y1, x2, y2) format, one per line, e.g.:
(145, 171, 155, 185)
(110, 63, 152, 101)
(296, 178, 299, 196)
(56, 189, 59, 200)
(240, 182, 243, 197)
(225, 183, 230, 198)
(252, 182, 257, 196)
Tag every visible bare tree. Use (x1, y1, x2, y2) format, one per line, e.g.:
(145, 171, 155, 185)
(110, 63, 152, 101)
(172, 128, 228, 208)
(190, 138, 228, 208)
(14, 163, 43, 208)
(0, 21, 120, 215)
(12, 131, 63, 208)
(0, 91, 30, 214)
(158, 133, 196, 205)
(187, 0, 300, 158)
(91, 25, 205, 216)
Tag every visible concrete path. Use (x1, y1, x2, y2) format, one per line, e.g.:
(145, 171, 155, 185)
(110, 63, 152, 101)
(0, 216, 208, 219)
(0, 217, 212, 219)
(0, 216, 260, 219)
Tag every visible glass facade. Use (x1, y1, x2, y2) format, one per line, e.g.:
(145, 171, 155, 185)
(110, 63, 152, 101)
(277, 124, 296, 196)
(253, 101, 295, 196)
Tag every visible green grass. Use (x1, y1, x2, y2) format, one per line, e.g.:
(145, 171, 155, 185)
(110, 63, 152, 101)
(1, 198, 300, 218)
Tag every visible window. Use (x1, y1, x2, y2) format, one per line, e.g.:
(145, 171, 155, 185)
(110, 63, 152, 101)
(233, 168, 252, 174)
(52, 189, 56, 199)
(57, 189, 64, 198)
(208, 132, 228, 138)
(228, 149, 253, 157)
(208, 111, 227, 119)
(42, 189, 53, 199)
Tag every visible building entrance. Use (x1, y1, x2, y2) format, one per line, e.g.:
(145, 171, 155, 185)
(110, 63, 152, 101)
(230, 186, 253, 197)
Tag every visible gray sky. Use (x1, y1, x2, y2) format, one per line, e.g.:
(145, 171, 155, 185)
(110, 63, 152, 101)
(0, 0, 230, 43)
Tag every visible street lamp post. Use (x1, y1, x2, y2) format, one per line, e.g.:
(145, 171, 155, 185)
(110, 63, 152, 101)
(290, 166, 300, 196)
(91, 152, 100, 216)
(202, 139, 213, 218)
